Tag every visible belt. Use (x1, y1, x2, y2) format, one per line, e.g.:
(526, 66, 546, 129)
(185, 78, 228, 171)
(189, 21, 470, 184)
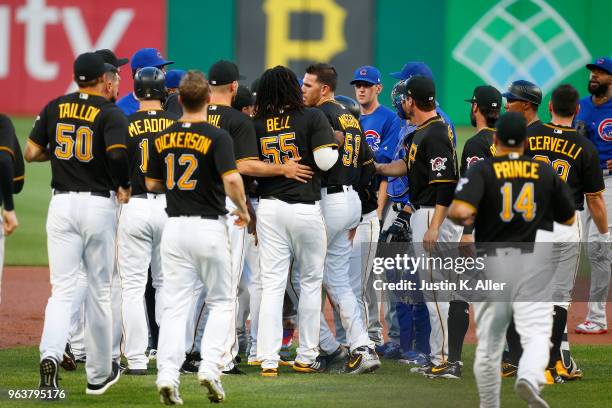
(260, 196, 315, 205)
(53, 190, 110, 198)
(477, 246, 534, 257)
(170, 214, 220, 220)
(323, 184, 352, 194)
(132, 193, 163, 199)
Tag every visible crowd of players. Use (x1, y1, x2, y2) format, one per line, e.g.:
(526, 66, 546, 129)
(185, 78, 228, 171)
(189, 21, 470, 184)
(0, 46, 611, 407)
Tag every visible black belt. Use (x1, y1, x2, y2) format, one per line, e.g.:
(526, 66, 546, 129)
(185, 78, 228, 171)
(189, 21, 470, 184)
(132, 192, 162, 199)
(54, 190, 110, 198)
(260, 196, 315, 205)
(324, 184, 349, 194)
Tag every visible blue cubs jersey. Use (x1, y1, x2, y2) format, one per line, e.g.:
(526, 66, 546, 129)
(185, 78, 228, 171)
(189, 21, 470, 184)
(116, 92, 139, 116)
(577, 96, 612, 168)
(387, 106, 456, 204)
(360, 104, 402, 164)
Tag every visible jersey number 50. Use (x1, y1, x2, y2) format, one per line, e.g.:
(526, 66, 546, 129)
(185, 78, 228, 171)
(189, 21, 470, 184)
(55, 123, 93, 162)
(260, 132, 299, 164)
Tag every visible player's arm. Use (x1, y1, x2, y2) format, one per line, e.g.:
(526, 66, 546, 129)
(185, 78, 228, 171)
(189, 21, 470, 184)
(0, 150, 18, 235)
(583, 145, 608, 233)
(0, 115, 25, 192)
(551, 174, 576, 226)
(448, 165, 485, 227)
(237, 159, 314, 183)
(586, 193, 608, 233)
(145, 135, 165, 193)
(375, 159, 407, 177)
(103, 109, 131, 202)
(309, 109, 339, 171)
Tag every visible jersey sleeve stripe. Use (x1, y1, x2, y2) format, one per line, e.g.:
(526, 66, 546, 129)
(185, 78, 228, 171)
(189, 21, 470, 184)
(13, 175, 25, 181)
(236, 157, 259, 163)
(106, 144, 127, 152)
(144, 176, 163, 182)
(585, 188, 605, 196)
(27, 138, 46, 150)
(428, 179, 458, 184)
(451, 199, 478, 214)
(561, 214, 576, 226)
(313, 143, 338, 151)
(0, 146, 15, 158)
(363, 158, 374, 165)
(222, 169, 239, 177)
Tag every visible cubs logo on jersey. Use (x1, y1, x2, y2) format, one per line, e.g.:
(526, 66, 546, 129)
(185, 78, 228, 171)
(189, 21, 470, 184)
(598, 118, 612, 141)
(430, 156, 447, 171)
(364, 129, 381, 151)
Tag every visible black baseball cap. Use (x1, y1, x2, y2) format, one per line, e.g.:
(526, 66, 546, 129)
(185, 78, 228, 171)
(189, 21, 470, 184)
(208, 60, 246, 86)
(405, 75, 435, 103)
(465, 85, 502, 109)
(73, 52, 114, 82)
(496, 112, 527, 147)
(95, 49, 128, 68)
(232, 85, 255, 110)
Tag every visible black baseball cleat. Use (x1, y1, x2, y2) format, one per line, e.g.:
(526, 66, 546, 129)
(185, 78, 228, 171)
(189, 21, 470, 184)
(292, 356, 327, 373)
(124, 368, 149, 375)
(502, 361, 518, 378)
(222, 366, 246, 375)
(345, 346, 381, 374)
(86, 361, 121, 395)
(410, 359, 434, 374)
(39, 357, 60, 401)
(180, 352, 201, 374)
(321, 345, 348, 367)
(60, 343, 77, 371)
(424, 361, 462, 379)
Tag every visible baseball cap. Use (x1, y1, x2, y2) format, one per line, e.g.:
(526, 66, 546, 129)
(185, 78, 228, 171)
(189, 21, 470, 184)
(496, 112, 527, 147)
(405, 76, 435, 103)
(390, 62, 434, 80)
(208, 60, 246, 86)
(502, 80, 542, 105)
(165, 69, 186, 89)
(130, 48, 174, 70)
(586, 57, 612, 75)
(95, 49, 128, 68)
(73, 52, 114, 82)
(465, 85, 502, 109)
(350, 65, 381, 85)
(250, 78, 260, 96)
(232, 85, 255, 111)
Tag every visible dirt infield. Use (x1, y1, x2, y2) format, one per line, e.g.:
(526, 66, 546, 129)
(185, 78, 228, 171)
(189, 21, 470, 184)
(1, 266, 611, 349)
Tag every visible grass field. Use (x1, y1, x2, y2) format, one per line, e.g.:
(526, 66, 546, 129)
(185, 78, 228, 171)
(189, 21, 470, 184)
(0, 345, 610, 407)
(4, 115, 475, 266)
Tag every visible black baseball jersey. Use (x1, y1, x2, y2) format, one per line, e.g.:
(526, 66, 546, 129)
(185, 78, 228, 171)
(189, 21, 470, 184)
(207, 104, 259, 162)
(147, 121, 237, 217)
(28, 91, 129, 191)
(253, 108, 336, 203)
(454, 153, 575, 242)
(402, 116, 458, 207)
(317, 100, 373, 186)
(460, 127, 496, 175)
(127, 110, 178, 195)
(525, 122, 604, 211)
(0, 114, 25, 190)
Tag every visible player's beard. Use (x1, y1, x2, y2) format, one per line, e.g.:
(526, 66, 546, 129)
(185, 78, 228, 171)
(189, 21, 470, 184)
(588, 80, 610, 97)
(470, 111, 477, 127)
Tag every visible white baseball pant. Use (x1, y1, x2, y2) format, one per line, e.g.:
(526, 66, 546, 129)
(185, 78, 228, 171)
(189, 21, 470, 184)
(0, 214, 4, 304)
(39, 192, 118, 385)
(68, 266, 87, 359)
(156, 216, 234, 387)
(410, 207, 463, 365)
(256, 198, 326, 369)
(117, 194, 167, 369)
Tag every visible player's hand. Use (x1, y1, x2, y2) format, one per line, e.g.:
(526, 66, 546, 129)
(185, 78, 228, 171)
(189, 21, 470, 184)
(458, 233, 476, 258)
(117, 186, 131, 204)
(231, 208, 251, 228)
(348, 227, 357, 243)
(423, 227, 439, 252)
(334, 130, 345, 146)
(606, 159, 612, 171)
(282, 159, 314, 183)
(2, 210, 19, 236)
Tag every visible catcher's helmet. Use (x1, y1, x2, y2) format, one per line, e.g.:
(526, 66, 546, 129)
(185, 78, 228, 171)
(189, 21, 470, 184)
(334, 95, 360, 118)
(391, 79, 408, 119)
(502, 80, 542, 105)
(134, 67, 166, 101)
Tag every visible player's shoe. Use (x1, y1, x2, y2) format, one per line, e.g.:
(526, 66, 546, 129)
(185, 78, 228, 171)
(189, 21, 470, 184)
(410, 359, 434, 374)
(261, 368, 278, 377)
(555, 359, 583, 381)
(424, 361, 462, 379)
(281, 328, 295, 350)
(147, 348, 158, 361)
(398, 351, 429, 366)
(86, 361, 121, 395)
(374, 341, 393, 356)
(222, 366, 246, 375)
(61, 342, 77, 371)
(247, 359, 261, 366)
(321, 345, 348, 367)
(124, 368, 149, 375)
(39, 357, 60, 401)
(292, 356, 327, 373)
(345, 346, 381, 374)
(198, 373, 225, 403)
(180, 352, 201, 374)
(515, 378, 550, 408)
(501, 362, 518, 378)
(158, 383, 184, 406)
(575, 321, 607, 335)
(544, 368, 565, 384)
(382, 342, 402, 359)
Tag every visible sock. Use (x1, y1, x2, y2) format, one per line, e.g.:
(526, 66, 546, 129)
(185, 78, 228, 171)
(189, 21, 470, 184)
(447, 300, 469, 363)
(505, 318, 523, 365)
(413, 302, 431, 355)
(548, 306, 567, 368)
(396, 302, 415, 352)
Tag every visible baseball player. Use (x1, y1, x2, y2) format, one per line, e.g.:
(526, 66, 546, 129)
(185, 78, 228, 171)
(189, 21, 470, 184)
(148, 71, 249, 404)
(500, 79, 543, 374)
(302, 63, 380, 373)
(232, 85, 256, 117)
(253, 65, 337, 377)
(25, 52, 131, 398)
(426, 85, 501, 380)
(525, 84, 606, 382)
(575, 57, 612, 335)
(118, 67, 178, 375)
(375, 75, 462, 374)
(165, 69, 186, 95)
(449, 111, 576, 408)
(117, 48, 174, 116)
(0, 114, 24, 304)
